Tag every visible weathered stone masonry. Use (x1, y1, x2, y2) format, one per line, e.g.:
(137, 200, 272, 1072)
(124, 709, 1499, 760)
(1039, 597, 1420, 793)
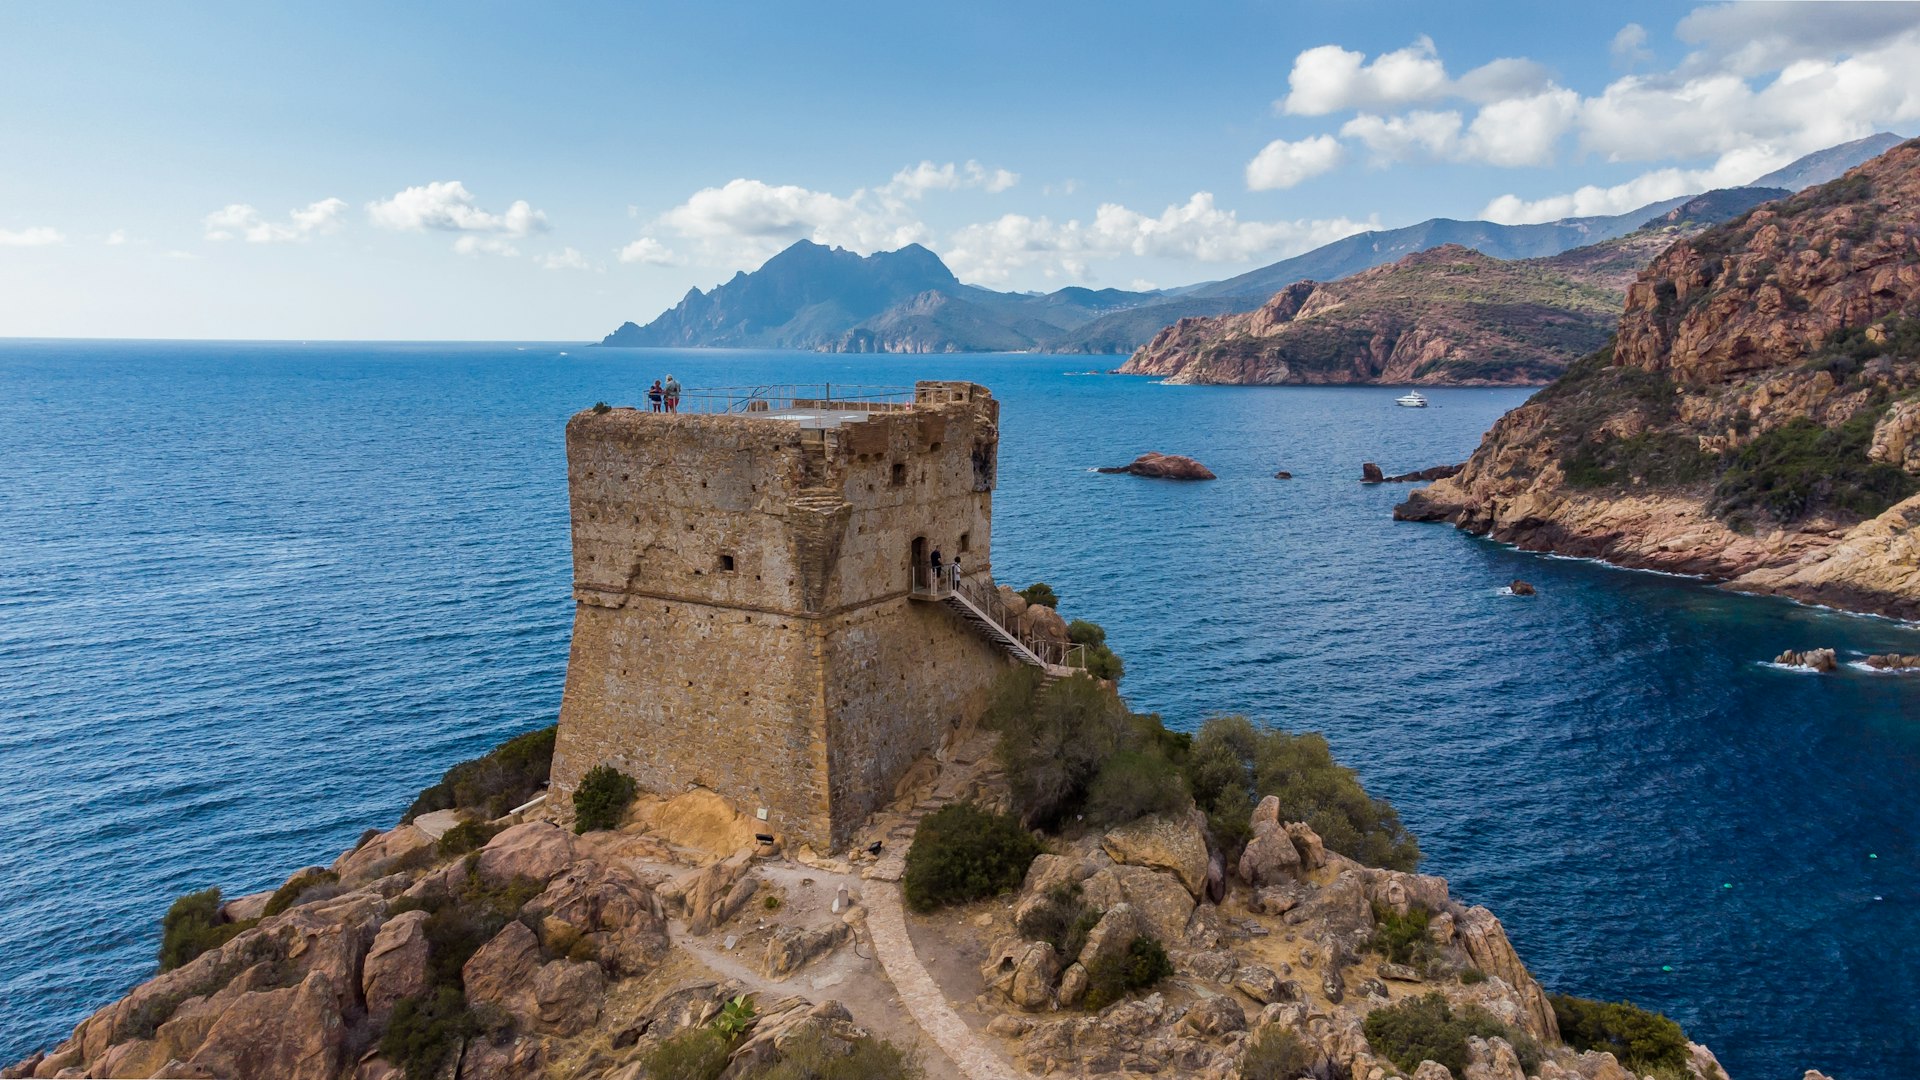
(552, 382, 1016, 851)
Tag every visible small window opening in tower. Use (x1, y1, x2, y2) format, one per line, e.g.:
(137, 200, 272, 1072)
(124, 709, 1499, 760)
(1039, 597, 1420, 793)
(959, 532, 971, 553)
(718, 553, 736, 573)
(891, 461, 906, 487)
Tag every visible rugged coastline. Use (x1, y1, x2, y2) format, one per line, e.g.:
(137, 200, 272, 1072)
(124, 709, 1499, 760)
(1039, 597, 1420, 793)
(5, 682, 1741, 1080)
(1396, 139, 1920, 622)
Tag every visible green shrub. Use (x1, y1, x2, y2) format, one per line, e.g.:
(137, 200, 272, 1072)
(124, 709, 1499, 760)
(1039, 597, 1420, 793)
(1237, 1024, 1319, 1079)
(1018, 582, 1059, 609)
(1083, 748, 1189, 827)
(1460, 966, 1488, 985)
(747, 1027, 925, 1080)
(404, 724, 556, 823)
(591, 401, 612, 413)
(1561, 432, 1715, 490)
(645, 1026, 734, 1080)
(1550, 994, 1691, 1075)
(1363, 993, 1541, 1076)
(158, 888, 256, 972)
(1083, 644, 1125, 681)
(381, 985, 482, 1080)
(572, 763, 638, 833)
(714, 994, 756, 1040)
(1711, 414, 1917, 525)
(1066, 619, 1106, 648)
(902, 802, 1040, 912)
(1182, 715, 1419, 871)
(262, 868, 340, 918)
(1083, 934, 1173, 1009)
(992, 673, 1133, 829)
(1015, 883, 1103, 963)
(436, 819, 505, 857)
(1369, 903, 1435, 967)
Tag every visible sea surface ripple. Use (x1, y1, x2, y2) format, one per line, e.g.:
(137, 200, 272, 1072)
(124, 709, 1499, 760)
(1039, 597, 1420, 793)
(0, 341, 1914, 1076)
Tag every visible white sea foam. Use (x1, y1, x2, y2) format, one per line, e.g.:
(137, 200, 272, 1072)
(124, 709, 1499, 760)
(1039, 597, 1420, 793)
(1757, 661, 1825, 674)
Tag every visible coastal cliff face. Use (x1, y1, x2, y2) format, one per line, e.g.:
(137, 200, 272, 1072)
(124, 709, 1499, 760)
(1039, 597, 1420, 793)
(1398, 139, 1920, 618)
(1120, 246, 1629, 387)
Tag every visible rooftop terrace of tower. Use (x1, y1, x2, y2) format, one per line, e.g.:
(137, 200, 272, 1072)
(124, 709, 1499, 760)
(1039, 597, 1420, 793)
(614, 381, 987, 428)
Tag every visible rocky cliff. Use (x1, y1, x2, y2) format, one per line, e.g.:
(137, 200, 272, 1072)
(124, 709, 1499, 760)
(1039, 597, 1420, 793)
(1397, 139, 1920, 618)
(7, 726, 1737, 1080)
(1120, 246, 1625, 386)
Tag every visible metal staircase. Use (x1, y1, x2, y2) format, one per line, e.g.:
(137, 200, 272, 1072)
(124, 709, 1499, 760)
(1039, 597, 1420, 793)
(912, 570, 1085, 679)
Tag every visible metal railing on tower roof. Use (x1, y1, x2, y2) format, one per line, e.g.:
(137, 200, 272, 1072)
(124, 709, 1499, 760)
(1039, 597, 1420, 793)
(653, 383, 920, 415)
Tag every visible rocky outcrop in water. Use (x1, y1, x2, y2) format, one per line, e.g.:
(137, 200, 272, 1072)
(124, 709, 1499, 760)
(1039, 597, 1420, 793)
(1775, 648, 1839, 672)
(1097, 452, 1217, 480)
(1397, 138, 1920, 620)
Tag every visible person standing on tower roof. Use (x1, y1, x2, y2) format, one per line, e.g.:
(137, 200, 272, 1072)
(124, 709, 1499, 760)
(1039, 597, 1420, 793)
(663, 374, 681, 413)
(647, 379, 664, 412)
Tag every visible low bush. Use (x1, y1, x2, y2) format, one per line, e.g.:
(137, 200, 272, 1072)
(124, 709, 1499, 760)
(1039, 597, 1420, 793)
(1369, 903, 1435, 967)
(747, 1027, 925, 1080)
(591, 401, 612, 413)
(1363, 993, 1541, 1077)
(158, 888, 255, 972)
(1066, 618, 1125, 680)
(1015, 883, 1103, 963)
(262, 868, 340, 918)
(1550, 994, 1691, 1076)
(1711, 414, 1917, 526)
(902, 802, 1040, 912)
(1066, 619, 1106, 648)
(436, 819, 505, 856)
(1083, 934, 1173, 1009)
(381, 985, 483, 1080)
(1018, 582, 1060, 609)
(1459, 966, 1488, 985)
(1237, 1024, 1319, 1079)
(1083, 748, 1188, 827)
(644, 1026, 734, 1080)
(404, 724, 556, 823)
(1562, 432, 1716, 490)
(1182, 714, 1419, 871)
(572, 763, 638, 833)
(992, 673, 1133, 829)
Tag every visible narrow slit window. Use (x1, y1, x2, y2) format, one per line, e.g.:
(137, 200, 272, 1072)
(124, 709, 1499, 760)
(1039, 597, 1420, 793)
(718, 554, 736, 573)
(891, 462, 906, 487)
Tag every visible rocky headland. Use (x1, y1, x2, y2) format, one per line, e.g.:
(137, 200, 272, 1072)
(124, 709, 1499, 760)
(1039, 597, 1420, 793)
(1396, 138, 1920, 620)
(6, 675, 1747, 1080)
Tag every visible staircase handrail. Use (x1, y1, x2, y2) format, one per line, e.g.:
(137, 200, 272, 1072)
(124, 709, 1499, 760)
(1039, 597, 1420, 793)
(949, 573, 1088, 674)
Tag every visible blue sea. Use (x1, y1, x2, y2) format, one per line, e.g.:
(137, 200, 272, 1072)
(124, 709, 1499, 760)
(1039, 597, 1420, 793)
(0, 340, 1914, 1076)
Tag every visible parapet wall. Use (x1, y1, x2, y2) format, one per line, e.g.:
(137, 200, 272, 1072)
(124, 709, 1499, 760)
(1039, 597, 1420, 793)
(552, 381, 1014, 851)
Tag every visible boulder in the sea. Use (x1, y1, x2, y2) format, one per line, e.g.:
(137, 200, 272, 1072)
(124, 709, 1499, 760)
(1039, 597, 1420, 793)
(1362, 462, 1385, 483)
(1509, 580, 1536, 596)
(1383, 463, 1465, 483)
(1273, 470, 1293, 479)
(1864, 653, 1920, 670)
(1098, 452, 1217, 480)
(1775, 648, 1838, 672)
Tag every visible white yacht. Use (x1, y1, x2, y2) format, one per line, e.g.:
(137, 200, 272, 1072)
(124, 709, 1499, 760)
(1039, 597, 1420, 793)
(1395, 390, 1428, 408)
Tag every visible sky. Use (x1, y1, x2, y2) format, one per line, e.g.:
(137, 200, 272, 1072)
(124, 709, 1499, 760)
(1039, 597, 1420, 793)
(2, 1, 1918, 340)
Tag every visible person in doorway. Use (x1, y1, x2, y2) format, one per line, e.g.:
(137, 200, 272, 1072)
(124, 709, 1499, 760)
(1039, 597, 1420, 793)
(647, 379, 664, 412)
(663, 374, 682, 413)
(929, 548, 943, 588)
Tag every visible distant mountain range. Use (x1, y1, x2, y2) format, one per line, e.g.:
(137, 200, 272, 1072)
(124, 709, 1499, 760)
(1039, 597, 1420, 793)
(1117, 186, 1790, 387)
(596, 133, 1906, 356)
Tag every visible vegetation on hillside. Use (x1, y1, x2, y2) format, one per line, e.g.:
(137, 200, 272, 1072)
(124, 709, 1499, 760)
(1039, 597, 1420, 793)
(1363, 993, 1542, 1077)
(902, 802, 1041, 911)
(403, 724, 555, 823)
(1550, 994, 1693, 1078)
(158, 888, 255, 972)
(572, 763, 638, 833)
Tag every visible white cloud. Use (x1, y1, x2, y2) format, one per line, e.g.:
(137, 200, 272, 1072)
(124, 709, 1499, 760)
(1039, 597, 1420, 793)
(203, 198, 346, 243)
(0, 226, 65, 246)
(1245, 134, 1347, 190)
(104, 229, 129, 246)
(617, 237, 678, 265)
(883, 160, 1020, 199)
(1340, 110, 1464, 161)
(367, 181, 548, 241)
(944, 193, 1375, 284)
(1282, 37, 1450, 115)
(656, 177, 928, 264)
(1677, 0, 1920, 75)
(1611, 23, 1652, 69)
(1339, 89, 1577, 168)
(1479, 144, 1790, 223)
(534, 247, 594, 271)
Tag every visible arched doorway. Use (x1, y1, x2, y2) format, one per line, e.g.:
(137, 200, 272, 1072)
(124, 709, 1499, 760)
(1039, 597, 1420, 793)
(910, 535, 927, 592)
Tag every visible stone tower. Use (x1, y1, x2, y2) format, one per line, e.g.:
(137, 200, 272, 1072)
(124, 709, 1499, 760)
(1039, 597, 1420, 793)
(551, 381, 1016, 852)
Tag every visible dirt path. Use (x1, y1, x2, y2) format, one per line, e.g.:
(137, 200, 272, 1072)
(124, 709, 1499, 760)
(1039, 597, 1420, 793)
(865, 880, 1025, 1080)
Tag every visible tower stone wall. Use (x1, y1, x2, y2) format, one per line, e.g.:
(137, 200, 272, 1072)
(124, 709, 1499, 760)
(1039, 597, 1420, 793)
(551, 381, 1015, 851)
